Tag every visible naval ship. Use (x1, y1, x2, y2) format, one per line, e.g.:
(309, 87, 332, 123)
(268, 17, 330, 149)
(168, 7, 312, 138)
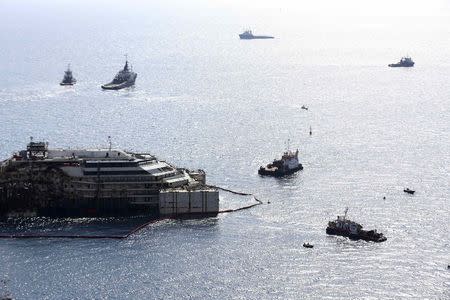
(60, 64, 76, 86)
(101, 59, 137, 90)
(258, 147, 303, 177)
(326, 208, 387, 242)
(239, 30, 274, 40)
(388, 56, 414, 67)
(0, 140, 219, 218)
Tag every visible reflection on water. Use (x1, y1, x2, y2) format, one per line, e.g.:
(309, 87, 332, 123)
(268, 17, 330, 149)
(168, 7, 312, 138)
(0, 216, 221, 238)
(0, 216, 156, 237)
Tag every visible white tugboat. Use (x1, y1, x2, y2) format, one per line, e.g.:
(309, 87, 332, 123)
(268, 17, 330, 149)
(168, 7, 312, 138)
(326, 208, 387, 242)
(258, 141, 303, 177)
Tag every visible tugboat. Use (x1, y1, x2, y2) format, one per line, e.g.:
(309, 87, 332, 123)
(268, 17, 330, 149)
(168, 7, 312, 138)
(388, 56, 415, 67)
(239, 30, 274, 40)
(258, 142, 303, 177)
(101, 58, 137, 90)
(404, 188, 415, 195)
(326, 208, 387, 242)
(60, 64, 76, 86)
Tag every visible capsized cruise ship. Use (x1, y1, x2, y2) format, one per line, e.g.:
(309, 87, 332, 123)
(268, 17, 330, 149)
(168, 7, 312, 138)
(0, 141, 219, 218)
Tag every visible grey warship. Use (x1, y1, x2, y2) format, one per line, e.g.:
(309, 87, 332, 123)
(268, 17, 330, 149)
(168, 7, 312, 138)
(326, 208, 387, 242)
(60, 64, 76, 86)
(388, 56, 414, 67)
(101, 59, 137, 90)
(0, 140, 219, 218)
(239, 30, 274, 40)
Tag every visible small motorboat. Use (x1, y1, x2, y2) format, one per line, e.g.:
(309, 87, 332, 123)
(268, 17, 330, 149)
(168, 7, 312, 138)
(303, 243, 314, 248)
(404, 188, 415, 195)
(301, 105, 308, 110)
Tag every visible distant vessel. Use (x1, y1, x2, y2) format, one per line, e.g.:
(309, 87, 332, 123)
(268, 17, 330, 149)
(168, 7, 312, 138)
(258, 143, 303, 177)
(388, 56, 414, 67)
(303, 243, 313, 248)
(326, 208, 387, 242)
(101, 59, 137, 90)
(239, 30, 274, 40)
(60, 64, 76, 86)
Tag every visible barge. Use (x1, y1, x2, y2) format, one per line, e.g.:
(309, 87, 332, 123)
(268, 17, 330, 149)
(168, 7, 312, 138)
(0, 140, 219, 218)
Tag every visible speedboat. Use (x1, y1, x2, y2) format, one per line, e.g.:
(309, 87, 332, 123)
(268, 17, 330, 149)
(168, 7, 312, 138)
(403, 188, 415, 195)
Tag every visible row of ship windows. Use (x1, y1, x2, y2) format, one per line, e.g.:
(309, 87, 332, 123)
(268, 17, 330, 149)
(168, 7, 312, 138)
(84, 162, 138, 168)
(69, 197, 156, 203)
(99, 176, 154, 182)
(83, 170, 149, 176)
(64, 183, 160, 189)
(82, 172, 176, 181)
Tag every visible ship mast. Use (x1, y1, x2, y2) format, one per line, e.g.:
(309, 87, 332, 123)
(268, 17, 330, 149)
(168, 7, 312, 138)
(108, 136, 112, 151)
(344, 207, 348, 220)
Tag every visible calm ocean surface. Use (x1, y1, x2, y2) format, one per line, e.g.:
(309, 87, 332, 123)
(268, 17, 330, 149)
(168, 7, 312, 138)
(0, 0, 449, 298)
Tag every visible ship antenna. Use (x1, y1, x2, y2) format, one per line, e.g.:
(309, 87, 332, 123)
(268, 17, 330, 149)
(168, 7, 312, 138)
(124, 54, 129, 71)
(344, 207, 348, 220)
(287, 138, 290, 151)
(108, 136, 112, 151)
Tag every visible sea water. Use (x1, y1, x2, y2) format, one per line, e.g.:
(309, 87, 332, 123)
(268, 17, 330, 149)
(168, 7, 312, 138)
(0, 0, 449, 298)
